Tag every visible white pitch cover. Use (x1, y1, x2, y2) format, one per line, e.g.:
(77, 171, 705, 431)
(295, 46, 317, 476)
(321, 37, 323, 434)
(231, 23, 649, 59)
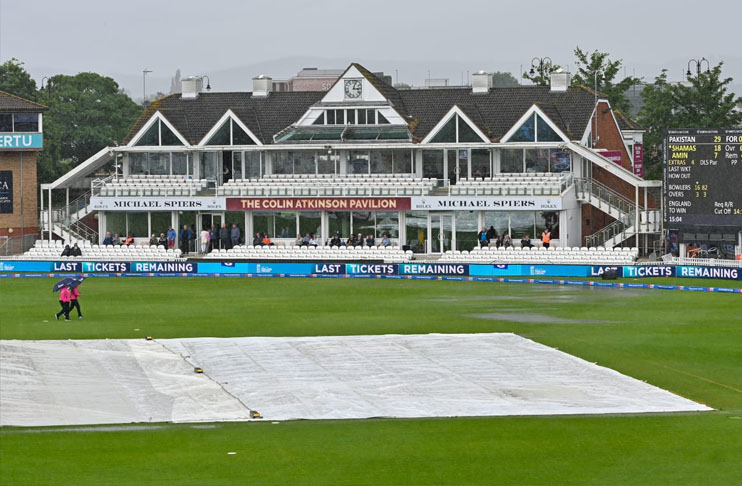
(0, 334, 710, 426)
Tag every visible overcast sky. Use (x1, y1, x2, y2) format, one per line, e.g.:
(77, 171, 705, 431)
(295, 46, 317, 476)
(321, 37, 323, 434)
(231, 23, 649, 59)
(1, 0, 740, 97)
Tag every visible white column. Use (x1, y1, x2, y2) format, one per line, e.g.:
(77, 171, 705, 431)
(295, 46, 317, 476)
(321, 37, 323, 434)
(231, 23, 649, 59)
(48, 187, 53, 242)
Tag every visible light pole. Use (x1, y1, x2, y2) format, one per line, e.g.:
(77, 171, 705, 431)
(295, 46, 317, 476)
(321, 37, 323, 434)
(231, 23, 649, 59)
(593, 70, 604, 148)
(686, 58, 710, 80)
(529, 57, 553, 82)
(143, 69, 152, 104)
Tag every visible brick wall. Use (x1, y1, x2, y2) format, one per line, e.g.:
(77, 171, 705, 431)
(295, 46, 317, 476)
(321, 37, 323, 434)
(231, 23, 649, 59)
(0, 151, 39, 236)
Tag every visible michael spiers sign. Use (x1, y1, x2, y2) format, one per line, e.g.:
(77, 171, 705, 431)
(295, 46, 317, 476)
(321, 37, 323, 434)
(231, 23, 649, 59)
(90, 197, 226, 211)
(410, 196, 562, 211)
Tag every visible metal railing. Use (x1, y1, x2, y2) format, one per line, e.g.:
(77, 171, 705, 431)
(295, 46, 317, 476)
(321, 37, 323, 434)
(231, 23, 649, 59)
(585, 213, 634, 248)
(574, 177, 635, 217)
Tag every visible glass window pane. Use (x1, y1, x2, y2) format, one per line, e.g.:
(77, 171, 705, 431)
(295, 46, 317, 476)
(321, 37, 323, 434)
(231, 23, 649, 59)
(370, 150, 393, 174)
(245, 152, 261, 178)
(483, 211, 508, 238)
(429, 117, 456, 143)
(366, 109, 375, 124)
(335, 109, 345, 125)
(150, 212, 171, 241)
(294, 152, 315, 174)
(135, 121, 159, 146)
(12, 113, 39, 132)
(526, 148, 549, 173)
(457, 115, 484, 143)
(253, 212, 273, 236)
(346, 110, 356, 124)
(500, 149, 523, 173)
(312, 112, 325, 125)
(328, 211, 351, 238)
(0, 114, 12, 132)
(232, 121, 255, 145)
(200, 152, 220, 180)
(549, 149, 572, 173)
(404, 211, 427, 252)
(150, 153, 169, 175)
(299, 211, 321, 237)
(172, 152, 187, 175)
(537, 114, 562, 142)
(376, 212, 398, 238)
(538, 212, 559, 239)
(377, 112, 389, 124)
(422, 150, 444, 179)
(509, 113, 535, 142)
(317, 154, 338, 174)
(127, 212, 149, 237)
(206, 121, 231, 145)
(232, 152, 243, 179)
(352, 212, 375, 240)
(274, 212, 296, 238)
(471, 149, 490, 178)
(357, 109, 367, 124)
(393, 149, 412, 174)
(160, 121, 183, 146)
(454, 210, 478, 251)
(274, 151, 294, 175)
(348, 151, 369, 174)
(105, 212, 126, 238)
(509, 211, 535, 239)
(129, 153, 149, 175)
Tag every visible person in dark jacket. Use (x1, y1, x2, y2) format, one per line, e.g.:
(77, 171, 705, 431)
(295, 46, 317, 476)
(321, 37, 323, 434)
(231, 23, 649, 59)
(179, 224, 190, 255)
(209, 224, 218, 251)
(219, 223, 230, 250)
(71, 243, 82, 256)
(61, 245, 71, 257)
(230, 224, 241, 248)
(486, 225, 498, 242)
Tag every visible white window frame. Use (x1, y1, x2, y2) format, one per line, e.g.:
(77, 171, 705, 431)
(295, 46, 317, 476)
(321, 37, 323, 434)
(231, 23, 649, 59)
(421, 106, 489, 144)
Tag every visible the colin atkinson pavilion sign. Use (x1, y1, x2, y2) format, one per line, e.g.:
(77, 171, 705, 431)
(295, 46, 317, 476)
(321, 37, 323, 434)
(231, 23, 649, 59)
(90, 197, 226, 211)
(410, 196, 562, 211)
(226, 197, 410, 211)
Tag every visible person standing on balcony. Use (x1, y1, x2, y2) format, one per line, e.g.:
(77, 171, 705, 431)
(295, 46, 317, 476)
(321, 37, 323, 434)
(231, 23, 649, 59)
(179, 224, 190, 255)
(219, 223, 230, 250)
(167, 227, 176, 249)
(230, 223, 241, 248)
(200, 227, 210, 254)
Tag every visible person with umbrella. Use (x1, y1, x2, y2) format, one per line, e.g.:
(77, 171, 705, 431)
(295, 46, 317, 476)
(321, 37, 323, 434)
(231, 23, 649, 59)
(69, 278, 85, 319)
(55, 283, 72, 321)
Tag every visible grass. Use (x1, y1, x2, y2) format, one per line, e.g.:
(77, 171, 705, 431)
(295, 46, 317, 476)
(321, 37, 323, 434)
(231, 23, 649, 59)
(1, 276, 741, 485)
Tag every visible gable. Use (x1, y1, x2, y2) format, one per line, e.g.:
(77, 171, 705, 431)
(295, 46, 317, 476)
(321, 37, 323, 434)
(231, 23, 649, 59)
(321, 65, 389, 104)
(500, 105, 569, 143)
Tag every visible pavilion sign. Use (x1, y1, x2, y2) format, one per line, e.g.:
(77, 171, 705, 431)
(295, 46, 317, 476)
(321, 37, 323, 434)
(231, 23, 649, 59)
(226, 197, 410, 211)
(410, 196, 562, 211)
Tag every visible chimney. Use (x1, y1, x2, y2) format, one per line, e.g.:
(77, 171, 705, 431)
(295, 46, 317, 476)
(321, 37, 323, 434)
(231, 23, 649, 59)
(181, 76, 203, 99)
(550, 69, 571, 92)
(252, 75, 273, 97)
(472, 71, 492, 94)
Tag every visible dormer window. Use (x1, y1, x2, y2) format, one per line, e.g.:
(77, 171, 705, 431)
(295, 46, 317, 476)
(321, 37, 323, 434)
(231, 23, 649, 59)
(311, 108, 389, 126)
(508, 113, 564, 143)
(134, 118, 184, 146)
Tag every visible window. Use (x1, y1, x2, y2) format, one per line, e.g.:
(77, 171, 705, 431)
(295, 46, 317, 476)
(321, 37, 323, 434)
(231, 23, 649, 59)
(328, 212, 351, 238)
(500, 149, 524, 173)
(172, 153, 188, 175)
(245, 152, 262, 178)
(526, 148, 549, 173)
(470, 149, 490, 178)
(370, 150, 393, 174)
(317, 153, 338, 174)
(393, 149, 412, 173)
(429, 113, 485, 143)
(326, 110, 336, 125)
(509, 114, 535, 142)
(254, 212, 297, 238)
(357, 109, 367, 124)
(349, 151, 369, 174)
(377, 112, 389, 124)
(0, 114, 12, 132)
(149, 153, 169, 175)
(550, 149, 571, 173)
(405, 211, 427, 252)
(346, 110, 356, 124)
(129, 153, 149, 175)
(294, 152, 316, 174)
(134, 118, 184, 146)
(12, 113, 39, 132)
(206, 118, 256, 146)
(274, 152, 294, 174)
(299, 211, 321, 237)
(312, 112, 325, 125)
(508, 112, 564, 143)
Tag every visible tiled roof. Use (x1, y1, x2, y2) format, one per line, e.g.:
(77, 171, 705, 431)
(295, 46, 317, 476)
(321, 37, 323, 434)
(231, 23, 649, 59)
(124, 75, 597, 145)
(0, 90, 47, 112)
(614, 109, 642, 131)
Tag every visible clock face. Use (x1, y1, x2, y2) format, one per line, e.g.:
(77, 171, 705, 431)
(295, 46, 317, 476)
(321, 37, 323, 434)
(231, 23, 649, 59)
(344, 79, 362, 99)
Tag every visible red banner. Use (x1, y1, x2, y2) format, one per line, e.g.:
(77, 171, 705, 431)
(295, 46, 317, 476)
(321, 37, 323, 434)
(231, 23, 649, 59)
(226, 197, 411, 211)
(633, 143, 644, 178)
(602, 150, 623, 166)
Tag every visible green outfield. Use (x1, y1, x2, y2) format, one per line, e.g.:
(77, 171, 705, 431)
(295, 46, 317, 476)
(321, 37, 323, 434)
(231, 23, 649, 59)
(1, 277, 741, 485)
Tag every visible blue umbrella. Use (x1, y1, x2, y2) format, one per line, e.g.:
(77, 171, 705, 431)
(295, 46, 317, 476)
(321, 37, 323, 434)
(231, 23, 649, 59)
(68, 276, 85, 289)
(52, 277, 77, 292)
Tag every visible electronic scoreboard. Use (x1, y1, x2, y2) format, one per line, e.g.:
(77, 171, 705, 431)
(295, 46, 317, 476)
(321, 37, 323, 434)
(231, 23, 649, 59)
(664, 128, 742, 230)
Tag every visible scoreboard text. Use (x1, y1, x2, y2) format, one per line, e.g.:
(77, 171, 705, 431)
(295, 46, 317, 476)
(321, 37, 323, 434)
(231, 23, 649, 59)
(664, 128, 742, 229)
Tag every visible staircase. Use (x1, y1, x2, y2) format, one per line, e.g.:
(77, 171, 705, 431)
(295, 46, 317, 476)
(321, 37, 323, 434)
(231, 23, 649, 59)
(40, 190, 98, 243)
(575, 178, 661, 248)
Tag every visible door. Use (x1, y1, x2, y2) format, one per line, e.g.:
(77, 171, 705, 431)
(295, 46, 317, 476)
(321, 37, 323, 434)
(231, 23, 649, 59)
(428, 213, 454, 254)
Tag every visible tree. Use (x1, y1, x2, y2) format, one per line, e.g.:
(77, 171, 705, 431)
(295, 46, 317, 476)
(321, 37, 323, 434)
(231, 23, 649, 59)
(37, 72, 142, 183)
(639, 62, 742, 179)
(521, 62, 562, 87)
(169, 68, 182, 94)
(570, 47, 640, 114)
(0, 58, 38, 101)
(491, 71, 519, 87)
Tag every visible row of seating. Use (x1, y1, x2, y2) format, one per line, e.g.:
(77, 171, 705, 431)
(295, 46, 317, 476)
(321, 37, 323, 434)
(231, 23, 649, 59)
(450, 186, 562, 196)
(205, 244, 413, 262)
(22, 241, 184, 261)
(438, 246, 638, 264)
(217, 185, 433, 197)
